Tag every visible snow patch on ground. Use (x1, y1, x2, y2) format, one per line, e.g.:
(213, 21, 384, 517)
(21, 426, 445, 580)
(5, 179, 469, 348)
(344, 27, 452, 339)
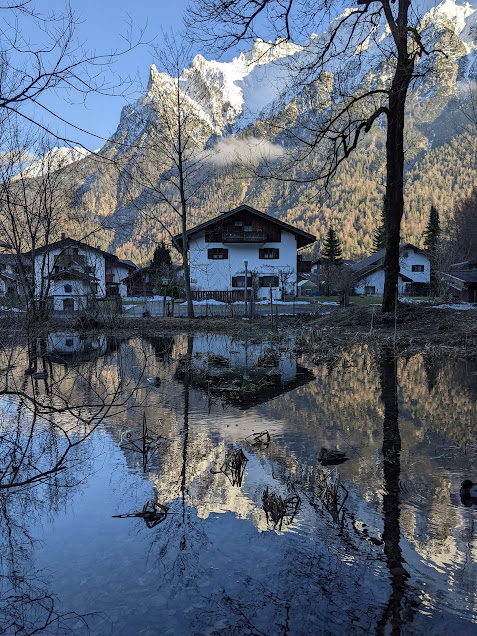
(432, 302, 477, 310)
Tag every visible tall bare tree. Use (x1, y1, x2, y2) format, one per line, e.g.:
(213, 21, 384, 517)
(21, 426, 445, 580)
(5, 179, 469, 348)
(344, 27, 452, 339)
(187, 0, 460, 312)
(124, 34, 215, 319)
(0, 127, 98, 327)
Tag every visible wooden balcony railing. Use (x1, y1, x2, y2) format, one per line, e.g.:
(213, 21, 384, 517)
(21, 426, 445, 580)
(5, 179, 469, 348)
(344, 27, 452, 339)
(222, 231, 267, 243)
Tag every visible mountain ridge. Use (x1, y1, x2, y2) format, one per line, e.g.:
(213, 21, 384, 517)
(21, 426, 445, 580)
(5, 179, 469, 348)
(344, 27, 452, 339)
(26, 0, 477, 265)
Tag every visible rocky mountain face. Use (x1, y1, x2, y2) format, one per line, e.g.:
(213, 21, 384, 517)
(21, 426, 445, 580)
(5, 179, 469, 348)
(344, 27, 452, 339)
(49, 0, 477, 264)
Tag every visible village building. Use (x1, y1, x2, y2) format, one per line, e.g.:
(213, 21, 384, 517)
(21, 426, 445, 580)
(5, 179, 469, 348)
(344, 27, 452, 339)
(33, 236, 136, 313)
(173, 204, 316, 301)
(297, 279, 319, 298)
(351, 243, 430, 296)
(0, 254, 32, 297)
(442, 261, 477, 303)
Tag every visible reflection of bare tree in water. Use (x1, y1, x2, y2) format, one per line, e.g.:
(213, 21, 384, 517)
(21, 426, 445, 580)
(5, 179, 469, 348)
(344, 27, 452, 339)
(376, 346, 415, 635)
(179, 336, 193, 553)
(0, 334, 146, 633)
(0, 468, 103, 634)
(149, 336, 175, 362)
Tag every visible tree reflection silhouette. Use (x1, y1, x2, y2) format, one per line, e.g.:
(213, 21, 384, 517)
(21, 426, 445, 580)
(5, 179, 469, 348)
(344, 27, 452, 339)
(179, 336, 193, 552)
(377, 346, 415, 635)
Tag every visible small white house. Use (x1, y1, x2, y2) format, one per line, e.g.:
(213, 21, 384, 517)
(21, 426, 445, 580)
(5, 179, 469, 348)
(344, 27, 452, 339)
(33, 236, 136, 313)
(173, 204, 316, 300)
(352, 244, 430, 296)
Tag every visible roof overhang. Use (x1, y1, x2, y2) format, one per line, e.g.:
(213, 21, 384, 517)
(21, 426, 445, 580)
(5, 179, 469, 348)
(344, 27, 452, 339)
(173, 204, 316, 250)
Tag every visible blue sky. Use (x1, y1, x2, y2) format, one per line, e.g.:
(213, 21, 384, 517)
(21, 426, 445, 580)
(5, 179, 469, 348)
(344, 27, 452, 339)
(21, 0, 192, 149)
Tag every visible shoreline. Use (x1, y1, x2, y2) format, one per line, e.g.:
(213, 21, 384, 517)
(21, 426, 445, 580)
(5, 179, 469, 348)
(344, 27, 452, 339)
(3, 303, 476, 358)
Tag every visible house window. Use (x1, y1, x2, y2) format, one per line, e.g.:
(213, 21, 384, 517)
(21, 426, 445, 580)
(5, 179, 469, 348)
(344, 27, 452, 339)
(208, 248, 229, 260)
(412, 264, 424, 272)
(259, 275, 279, 287)
(259, 248, 279, 259)
(64, 284, 72, 293)
(234, 221, 243, 229)
(402, 251, 409, 258)
(365, 286, 376, 295)
(65, 339, 74, 347)
(232, 275, 253, 288)
(63, 298, 74, 311)
(244, 224, 252, 232)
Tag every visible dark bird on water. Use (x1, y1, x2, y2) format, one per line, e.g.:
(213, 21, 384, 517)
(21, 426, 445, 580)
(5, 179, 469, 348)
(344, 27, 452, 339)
(460, 480, 477, 507)
(319, 447, 348, 466)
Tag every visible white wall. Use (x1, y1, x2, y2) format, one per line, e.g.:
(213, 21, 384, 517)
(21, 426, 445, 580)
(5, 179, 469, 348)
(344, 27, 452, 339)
(399, 248, 430, 283)
(49, 278, 90, 311)
(355, 270, 413, 296)
(188, 230, 298, 299)
(34, 245, 106, 300)
(108, 262, 130, 297)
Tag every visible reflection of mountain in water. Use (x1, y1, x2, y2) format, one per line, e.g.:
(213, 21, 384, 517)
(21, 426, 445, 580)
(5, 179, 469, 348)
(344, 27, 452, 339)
(4, 333, 477, 632)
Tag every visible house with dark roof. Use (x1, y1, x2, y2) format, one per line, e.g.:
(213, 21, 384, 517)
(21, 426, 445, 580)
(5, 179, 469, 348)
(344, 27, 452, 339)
(441, 260, 477, 303)
(173, 204, 316, 300)
(0, 254, 32, 297)
(33, 236, 136, 313)
(351, 244, 430, 296)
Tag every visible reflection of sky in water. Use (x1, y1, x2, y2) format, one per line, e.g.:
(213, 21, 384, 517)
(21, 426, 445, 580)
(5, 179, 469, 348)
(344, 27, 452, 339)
(2, 336, 477, 634)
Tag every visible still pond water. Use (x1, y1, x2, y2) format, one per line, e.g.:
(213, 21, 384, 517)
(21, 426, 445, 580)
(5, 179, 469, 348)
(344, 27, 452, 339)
(2, 332, 477, 635)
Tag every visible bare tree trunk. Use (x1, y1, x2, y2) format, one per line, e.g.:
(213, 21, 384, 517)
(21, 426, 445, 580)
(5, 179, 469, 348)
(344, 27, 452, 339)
(181, 238, 194, 318)
(382, 6, 414, 314)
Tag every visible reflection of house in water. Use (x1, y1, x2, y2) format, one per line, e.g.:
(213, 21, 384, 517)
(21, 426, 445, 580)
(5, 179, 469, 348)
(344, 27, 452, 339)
(46, 332, 107, 359)
(175, 334, 314, 408)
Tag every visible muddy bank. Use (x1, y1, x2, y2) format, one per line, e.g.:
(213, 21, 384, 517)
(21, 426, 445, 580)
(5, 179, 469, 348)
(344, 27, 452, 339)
(296, 304, 477, 360)
(4, 303, 476, 357)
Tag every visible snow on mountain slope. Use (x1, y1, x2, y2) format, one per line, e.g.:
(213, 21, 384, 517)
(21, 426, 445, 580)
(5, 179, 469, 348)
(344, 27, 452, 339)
(28, 0, 477, 173)
(18, 146, 91, 178)
(106, 0, 476, 153)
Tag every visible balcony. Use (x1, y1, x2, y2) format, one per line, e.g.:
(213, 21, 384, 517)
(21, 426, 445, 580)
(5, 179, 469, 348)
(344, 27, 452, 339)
(56, 254, 86, 267)
(222, 231, 267, 243)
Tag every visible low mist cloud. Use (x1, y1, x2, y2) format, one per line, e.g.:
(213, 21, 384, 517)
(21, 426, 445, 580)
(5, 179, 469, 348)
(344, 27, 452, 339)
(207, 136, 284, 167)
(0, 149, 37, 168)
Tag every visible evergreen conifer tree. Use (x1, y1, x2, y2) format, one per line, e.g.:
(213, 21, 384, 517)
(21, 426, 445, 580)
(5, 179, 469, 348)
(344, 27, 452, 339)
(423, 205, 441, 285)
(150, 241, 172, 269)
(372, 196, 387, 253)
(322, 226, 343, 266)
(423, 205, 440, 257)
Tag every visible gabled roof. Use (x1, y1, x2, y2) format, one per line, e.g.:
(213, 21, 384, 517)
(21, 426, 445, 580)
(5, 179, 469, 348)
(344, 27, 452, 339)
(449, 260, 477, 272)
(118, 259, 137, 271)
(0, 254, 32, 267)
(34, 237, 120, 264)
(352, 243, 427, 279)
(173, 204, 316, 249)
(443, 271, 477, 285)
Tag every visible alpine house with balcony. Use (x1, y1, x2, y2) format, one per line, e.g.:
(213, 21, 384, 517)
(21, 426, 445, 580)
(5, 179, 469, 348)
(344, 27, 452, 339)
(33, 236, 136, 313)
(174, 205, 316, 301)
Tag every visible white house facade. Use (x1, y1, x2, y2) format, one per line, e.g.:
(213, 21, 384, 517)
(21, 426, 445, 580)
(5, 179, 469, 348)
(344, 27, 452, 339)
(352, 244, 430, 296)
(174, 205, 316, 300)
(34, 237, 136, 312)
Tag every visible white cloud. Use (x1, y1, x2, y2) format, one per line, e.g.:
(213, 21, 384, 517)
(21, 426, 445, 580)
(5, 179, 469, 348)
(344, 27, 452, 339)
(0, 149, 37, 168)
(207, 136, 284, 167)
